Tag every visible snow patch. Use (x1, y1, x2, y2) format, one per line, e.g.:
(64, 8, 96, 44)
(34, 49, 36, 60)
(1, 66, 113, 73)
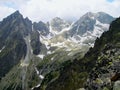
(66, 48, 71, 51)
(51, 57, 54, 61)
(31, 84, 41, 90)
(37, 54, 45, 59)
(35, 84, 40, 88)
(47, 51, 52, 54)
(91, 16, 95, 20)
(20, 61, 29, 67)
(51, 42, 65, 48)
(35, 67, 39, 75)
(96, 20, 109, 28)
(39, 75, 44, 79)
(0, 46, 5, 53)
(37, 30, 41, 34)
(68, 52, 73, 56)
(46, 45, 50, 50)
(70, 36, 80, 43)
(59, 26, 71, 34)
(46, 33, 52, 39)
(49, 25, 59, 36)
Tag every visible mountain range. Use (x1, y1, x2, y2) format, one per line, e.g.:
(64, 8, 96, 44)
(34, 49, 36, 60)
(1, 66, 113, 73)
(0, 11, 119, 90)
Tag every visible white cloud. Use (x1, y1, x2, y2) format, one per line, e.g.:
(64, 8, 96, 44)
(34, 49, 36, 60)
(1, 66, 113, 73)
(0, 0, 120, 22)
(0, 6, 15, 21)
(0, 0, 28, 21)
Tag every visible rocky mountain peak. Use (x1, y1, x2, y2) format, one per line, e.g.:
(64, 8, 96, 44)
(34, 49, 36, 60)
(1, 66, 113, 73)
(49, 17, 70, 32)
(97, 11, 107, 15)
(82, 12, 96, 18)
(33, 21, 49, 36)
(80, 12, 114, 23)
(51, 17, 63, 21)
(69, 12, 114, 36)
(95, 12, 115, 24)
(12, 10, 21, 16)
(2, 10, 23, 22)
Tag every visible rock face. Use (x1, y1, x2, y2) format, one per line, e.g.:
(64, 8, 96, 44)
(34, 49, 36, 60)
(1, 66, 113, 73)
(30, 30, 42, 55)
(0, 11, 32, 79)
(49, 17, 70, 33)
(69, 12, 96, 36)
(33, 21, 49, 36)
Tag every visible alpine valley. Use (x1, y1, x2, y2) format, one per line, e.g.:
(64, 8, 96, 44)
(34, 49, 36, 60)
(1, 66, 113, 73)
(0, 11, 120, 90)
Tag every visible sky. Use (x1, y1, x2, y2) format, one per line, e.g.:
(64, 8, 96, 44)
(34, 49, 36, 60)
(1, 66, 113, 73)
(0, 0, 120, 22)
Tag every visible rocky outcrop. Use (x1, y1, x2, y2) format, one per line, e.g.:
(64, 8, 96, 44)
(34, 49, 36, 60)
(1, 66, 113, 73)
(33, 21, 49, 36)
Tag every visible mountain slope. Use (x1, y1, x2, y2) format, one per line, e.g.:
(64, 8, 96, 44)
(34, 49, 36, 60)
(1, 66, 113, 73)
(49, 17, 70, 34)
(39, 17, 120, 90)
(0, 11, 32, 79)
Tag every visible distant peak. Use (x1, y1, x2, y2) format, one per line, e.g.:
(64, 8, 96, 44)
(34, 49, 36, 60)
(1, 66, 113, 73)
(25, 17, 29, 20)
(11, 10, 23, 16)
(25, 17, 31, 22)
(50, 17, 66, 24)
(96, 12, 114, 18)
(97, 12, 108, 14)
(38, 21, 45, 24)
(83, 11, 112, 17)
(1, 10, 24, 23)
(86, 12, 95, 15)
(14, 10, 20, 14)
(81, 11, 113, 19)
(83, 12, 96, 18)
(9, 10, 23, 19)
(52, 17, 63, 21)
(96, 12, 109, 16)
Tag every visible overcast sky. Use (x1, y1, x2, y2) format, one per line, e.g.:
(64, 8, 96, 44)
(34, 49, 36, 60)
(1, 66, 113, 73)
(0, 0, 120, 22)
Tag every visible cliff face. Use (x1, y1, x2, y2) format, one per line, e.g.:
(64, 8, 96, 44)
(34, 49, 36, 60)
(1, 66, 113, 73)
(39, 18, 120, 90)
(0, 11, 32, 79)
(0, 11, 42, 80)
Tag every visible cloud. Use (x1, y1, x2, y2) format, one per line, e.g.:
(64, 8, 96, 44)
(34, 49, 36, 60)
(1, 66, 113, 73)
(0, 0, 28, 21)
(0, 5, 15, 21)
(0, 0, 120, 22)
(0, 0, 29, 7)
